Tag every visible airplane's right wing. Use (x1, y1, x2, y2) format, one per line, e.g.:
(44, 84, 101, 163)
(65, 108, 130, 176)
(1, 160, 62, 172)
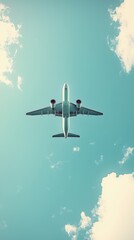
(26, 106, 52, 116)
(70, 103, 77, 116)
(70, 103, 103, 116)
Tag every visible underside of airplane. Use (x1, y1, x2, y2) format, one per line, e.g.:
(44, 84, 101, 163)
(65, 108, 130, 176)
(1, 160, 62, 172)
(26, 83, 103, 138)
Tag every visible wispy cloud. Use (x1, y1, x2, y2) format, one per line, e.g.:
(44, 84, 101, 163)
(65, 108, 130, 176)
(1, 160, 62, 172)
(109, 0, 134, 73)
(0, 220, 7, 230)
(46, 152, 54, 160)
(46, 152, 62, 169)
(60, 206, 72, 215)
(73, 147, 80, 152)
(65, 224, 77, 240)
(95, 154, 104, 165)
(119, 146, 134, 165)
(65, 211, 91, 240)
(17, 76, 23, 91)
(50, 161, 62, 169)
(0, 3, 21, 86)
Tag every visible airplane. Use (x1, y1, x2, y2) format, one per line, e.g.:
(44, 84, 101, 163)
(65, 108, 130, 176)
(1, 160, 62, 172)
(26, 83, 103, 138)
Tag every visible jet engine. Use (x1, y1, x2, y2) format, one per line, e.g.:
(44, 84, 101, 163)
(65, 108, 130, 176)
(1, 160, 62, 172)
(50, 99, 56, 109)
(76, 99, 81, 109)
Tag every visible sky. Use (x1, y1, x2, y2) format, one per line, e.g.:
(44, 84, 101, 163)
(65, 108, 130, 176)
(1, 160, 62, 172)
(0, 0, 134, 240)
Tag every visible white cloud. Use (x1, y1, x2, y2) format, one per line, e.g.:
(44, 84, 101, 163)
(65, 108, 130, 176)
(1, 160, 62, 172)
(80, 211, 91, 229)
(0, 3, 21, 86)
(65, 173, 134, 240)
(17, 76, 23, 91)
(65, 224, 77, 239)
(90, 172, 134, 240)
(109, 0, 134, 73)
(73, 147, 80, 152)
(119, 146, 134, 164)
(65, 211, 91, 240)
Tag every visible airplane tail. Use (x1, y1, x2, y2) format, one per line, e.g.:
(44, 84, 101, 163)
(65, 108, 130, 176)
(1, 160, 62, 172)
(52, 133, 64, 137)
(68, 133, 80, 137)
(52, 133, 80, 138)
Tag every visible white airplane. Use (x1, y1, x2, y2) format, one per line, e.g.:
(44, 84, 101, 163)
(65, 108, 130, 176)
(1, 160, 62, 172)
(26, 83, 103, 138)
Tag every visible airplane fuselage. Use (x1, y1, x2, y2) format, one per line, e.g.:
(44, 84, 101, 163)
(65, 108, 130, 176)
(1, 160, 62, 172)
(62, 83, 70, 138)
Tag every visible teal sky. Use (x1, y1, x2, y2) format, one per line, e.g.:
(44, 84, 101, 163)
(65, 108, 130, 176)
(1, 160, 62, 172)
(0, 1, 134, 240)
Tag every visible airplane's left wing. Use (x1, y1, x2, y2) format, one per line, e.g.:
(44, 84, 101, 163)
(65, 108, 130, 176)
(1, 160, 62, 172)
(26, 103, 63, 116)
(79, 106, 103, 116)
(26, 106, 52, 115)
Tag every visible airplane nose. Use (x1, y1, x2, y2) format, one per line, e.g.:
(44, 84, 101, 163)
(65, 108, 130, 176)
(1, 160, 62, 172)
(64, 83, 68, 89)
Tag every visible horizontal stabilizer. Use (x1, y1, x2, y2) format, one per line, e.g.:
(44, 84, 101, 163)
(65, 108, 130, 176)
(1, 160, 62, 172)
(52, 133, 64, 137)
(52, 133, 80, 138)
(68, 133, 80, 137)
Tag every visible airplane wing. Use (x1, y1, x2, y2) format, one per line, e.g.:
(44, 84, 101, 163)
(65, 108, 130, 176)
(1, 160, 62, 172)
(26, 103, 63, 116)
(26, 106, 52, 115)
(70, 103, 103, 116)
(70, 103, 77, 116)
(55, 103, 62, 116)
(79, 106, 103, 115)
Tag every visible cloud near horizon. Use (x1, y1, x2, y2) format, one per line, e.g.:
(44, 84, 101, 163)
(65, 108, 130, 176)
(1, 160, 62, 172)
(109, 0, 134, 73)
(0, 3, 22, 87)
(65, 172, 134, 240)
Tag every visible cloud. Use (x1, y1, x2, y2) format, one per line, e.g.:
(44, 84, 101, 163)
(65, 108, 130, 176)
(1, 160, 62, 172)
(90, 172, 134, 240)
(65, 173, 134, 240)
(80, 212, 91, 229)
(95, 154, 104, 165)
(0, 3, 21, 86)
(50, 161, 62, 169)
(109, 0, 134, 73)
(17, 76, 23, 91)
(73, 147, 80, 152)
(46, 152, 62, 169)
(60, 206, 72, 215)
(65, 224, 77, 239)
(65, 211, 91, 240)
(0, 220, 7, 230)
(89, 142, 95, 146)
(119, 146, 134, 165)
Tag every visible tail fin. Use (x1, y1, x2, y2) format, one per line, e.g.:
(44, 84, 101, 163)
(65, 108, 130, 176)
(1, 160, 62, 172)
(52, 133, 80, 138)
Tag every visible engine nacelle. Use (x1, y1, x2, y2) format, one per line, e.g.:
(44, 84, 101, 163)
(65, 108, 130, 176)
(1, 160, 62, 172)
(76, 99, 81, 109)
(50, 99, 56, 109)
